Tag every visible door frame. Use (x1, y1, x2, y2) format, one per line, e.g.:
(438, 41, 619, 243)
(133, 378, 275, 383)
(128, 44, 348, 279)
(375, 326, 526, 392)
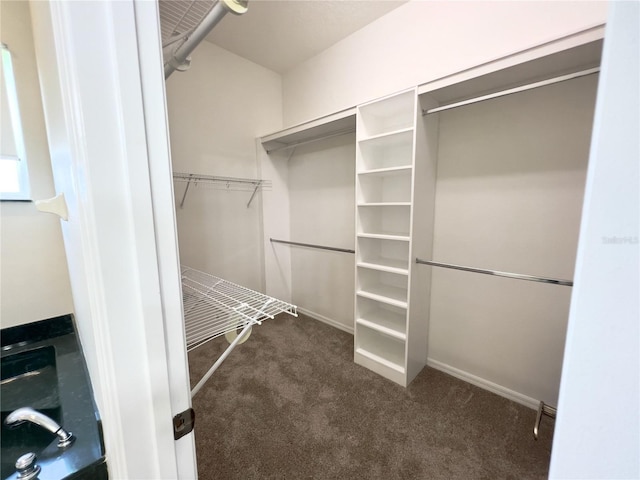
(29, 1, 196, 478)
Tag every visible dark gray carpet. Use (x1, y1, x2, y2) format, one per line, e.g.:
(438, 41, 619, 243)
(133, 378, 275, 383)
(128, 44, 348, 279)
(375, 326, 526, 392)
(188, 313, 554, 479)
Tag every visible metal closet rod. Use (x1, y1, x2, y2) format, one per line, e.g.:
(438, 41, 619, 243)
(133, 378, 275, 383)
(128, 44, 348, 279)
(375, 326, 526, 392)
(423, 67, 600, 115)
(415, 258, 573, 287)
(270, 238, 355, 254)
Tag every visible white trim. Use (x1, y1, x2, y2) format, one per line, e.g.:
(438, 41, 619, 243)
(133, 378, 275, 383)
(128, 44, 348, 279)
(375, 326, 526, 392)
(297, 307, 354, 335)
(30, 1, 184, 477)
(426, 358, 539, 410)
(301, 310, 540, 409)
(261, 107, 356, 144)
(132, 0, 197, 477)
(38, 1, 131, 475)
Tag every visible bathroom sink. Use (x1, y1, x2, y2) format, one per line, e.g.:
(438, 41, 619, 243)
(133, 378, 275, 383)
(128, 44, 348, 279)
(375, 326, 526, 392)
(1, 344, 61, 420)
(1, 346, 61, 479)
(1, 315, 107, 480)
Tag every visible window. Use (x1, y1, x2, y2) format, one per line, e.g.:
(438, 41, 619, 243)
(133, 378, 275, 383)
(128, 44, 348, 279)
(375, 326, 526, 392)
(1, 43, 30, 200)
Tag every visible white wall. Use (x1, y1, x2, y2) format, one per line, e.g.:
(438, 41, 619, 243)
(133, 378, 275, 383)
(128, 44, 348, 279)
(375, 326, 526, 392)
(165, 41, 282, 290)
(282, 0, 607, 126)
(0, 0, 73, 328)
(550, 1, 639, 476)
(260, 145, 293, 302)
(427, 75, 598, 406)
(288, 134, 355, 331)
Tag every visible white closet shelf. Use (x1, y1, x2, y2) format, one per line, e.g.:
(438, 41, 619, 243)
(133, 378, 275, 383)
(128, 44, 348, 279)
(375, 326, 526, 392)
(354, 348, 405, 374)
(357, 233, 410, 242)
(261, 108, 356, 153)
(182, 265, 297, 352)
(357, 261, 409, 276)
(358, 127, 414, 143)
(357, 166, 413, 176)
(357, 202, 411, 207)
(356, 288, 408, 309)
(356, 317, 407, 341)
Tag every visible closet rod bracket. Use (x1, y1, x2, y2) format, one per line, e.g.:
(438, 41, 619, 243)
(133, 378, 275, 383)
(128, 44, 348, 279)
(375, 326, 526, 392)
(533, 401, 557, 440)
(179, 174, 194, 208)
(246, 181, 262, 208)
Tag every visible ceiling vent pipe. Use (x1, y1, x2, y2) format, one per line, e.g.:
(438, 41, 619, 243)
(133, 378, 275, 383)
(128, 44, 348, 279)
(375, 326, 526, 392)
(164, 0, 249, 79)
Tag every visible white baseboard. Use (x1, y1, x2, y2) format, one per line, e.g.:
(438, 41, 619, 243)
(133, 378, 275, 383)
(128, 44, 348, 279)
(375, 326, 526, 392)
(294, 310, 538, 410)
(426, 358, 539, 410)
(297, 307, 354, 335)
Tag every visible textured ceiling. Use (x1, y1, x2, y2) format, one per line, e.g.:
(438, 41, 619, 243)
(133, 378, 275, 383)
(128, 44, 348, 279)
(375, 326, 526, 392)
(160, 0, 407, 74)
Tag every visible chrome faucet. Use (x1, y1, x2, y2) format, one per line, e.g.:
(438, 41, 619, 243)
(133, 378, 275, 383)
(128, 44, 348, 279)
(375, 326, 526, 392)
(5, 407, 75, 448)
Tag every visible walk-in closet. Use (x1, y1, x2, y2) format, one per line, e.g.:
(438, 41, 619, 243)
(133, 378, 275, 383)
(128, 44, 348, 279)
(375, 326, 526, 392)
(8, 0, 636, 477)
(158, 1, 608, 478)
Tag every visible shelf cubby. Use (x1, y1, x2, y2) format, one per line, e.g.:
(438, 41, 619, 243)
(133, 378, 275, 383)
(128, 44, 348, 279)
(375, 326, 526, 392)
(355, 326, 406, 379)
(357, 204, 411, 238)
(357, 129, 414, 171)
(356, 268, 408, 308)
(356, 296, 407, 340)
(357, 168, 412, 204)
(357, 237, 410, 274)
(357, 90, 416, 138)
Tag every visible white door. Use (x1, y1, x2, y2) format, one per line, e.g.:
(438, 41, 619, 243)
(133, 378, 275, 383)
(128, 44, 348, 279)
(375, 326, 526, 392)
(549, 1, 639, 477)
(29, 1, 197, 478)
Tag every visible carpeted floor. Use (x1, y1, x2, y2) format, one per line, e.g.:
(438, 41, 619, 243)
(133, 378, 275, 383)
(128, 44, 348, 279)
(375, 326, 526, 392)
(188, 313, 554, 480)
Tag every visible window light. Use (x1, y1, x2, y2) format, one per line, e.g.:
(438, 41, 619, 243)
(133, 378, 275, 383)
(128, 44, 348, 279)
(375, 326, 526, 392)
(1, 43, 31, 200)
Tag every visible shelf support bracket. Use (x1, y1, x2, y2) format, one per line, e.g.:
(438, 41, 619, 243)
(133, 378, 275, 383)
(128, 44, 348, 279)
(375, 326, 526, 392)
(533, 401, 557, 440)
(179, 175, 194, 209)
(246, 181, 262, 208)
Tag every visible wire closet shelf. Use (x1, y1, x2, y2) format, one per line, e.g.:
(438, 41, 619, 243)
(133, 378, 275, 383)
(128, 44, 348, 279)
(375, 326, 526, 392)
(173, 172, 272, 208)
(181, 265, 297, 352)
(173, 172, 272, 192)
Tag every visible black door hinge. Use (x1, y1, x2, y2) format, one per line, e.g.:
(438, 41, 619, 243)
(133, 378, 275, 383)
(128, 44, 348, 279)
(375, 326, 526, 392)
(173, 408, 195, 440)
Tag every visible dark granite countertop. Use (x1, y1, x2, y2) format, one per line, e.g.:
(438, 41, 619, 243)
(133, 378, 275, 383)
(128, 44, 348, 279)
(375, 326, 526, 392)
(1, 315, 107, 479)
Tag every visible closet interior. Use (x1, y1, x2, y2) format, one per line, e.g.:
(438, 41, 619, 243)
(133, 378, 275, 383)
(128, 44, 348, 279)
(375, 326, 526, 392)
(258, 38, 601, 408)
(160, 0, 602, 439)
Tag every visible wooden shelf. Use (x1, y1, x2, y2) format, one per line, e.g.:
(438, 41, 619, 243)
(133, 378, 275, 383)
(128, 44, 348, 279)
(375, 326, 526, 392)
(356, 314, 406, 341)
(355, 348, 405, 374)
(357, 233, 410, 242)
(358, 127, 414, 143)
(357, 261, 409, 276)
(358, 202, 411, 207)
(357, 165, 413, 176)
(357, 129, 413, 171)
(261, 108, 356, 153)
(356, 287, 408, 309)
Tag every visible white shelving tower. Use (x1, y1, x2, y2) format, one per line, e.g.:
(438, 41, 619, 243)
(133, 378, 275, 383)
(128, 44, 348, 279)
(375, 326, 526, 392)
(354, 88, 438, 386)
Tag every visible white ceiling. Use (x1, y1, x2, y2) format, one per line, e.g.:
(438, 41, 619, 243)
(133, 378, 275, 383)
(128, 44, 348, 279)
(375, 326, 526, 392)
(162, 1, 407, 74)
